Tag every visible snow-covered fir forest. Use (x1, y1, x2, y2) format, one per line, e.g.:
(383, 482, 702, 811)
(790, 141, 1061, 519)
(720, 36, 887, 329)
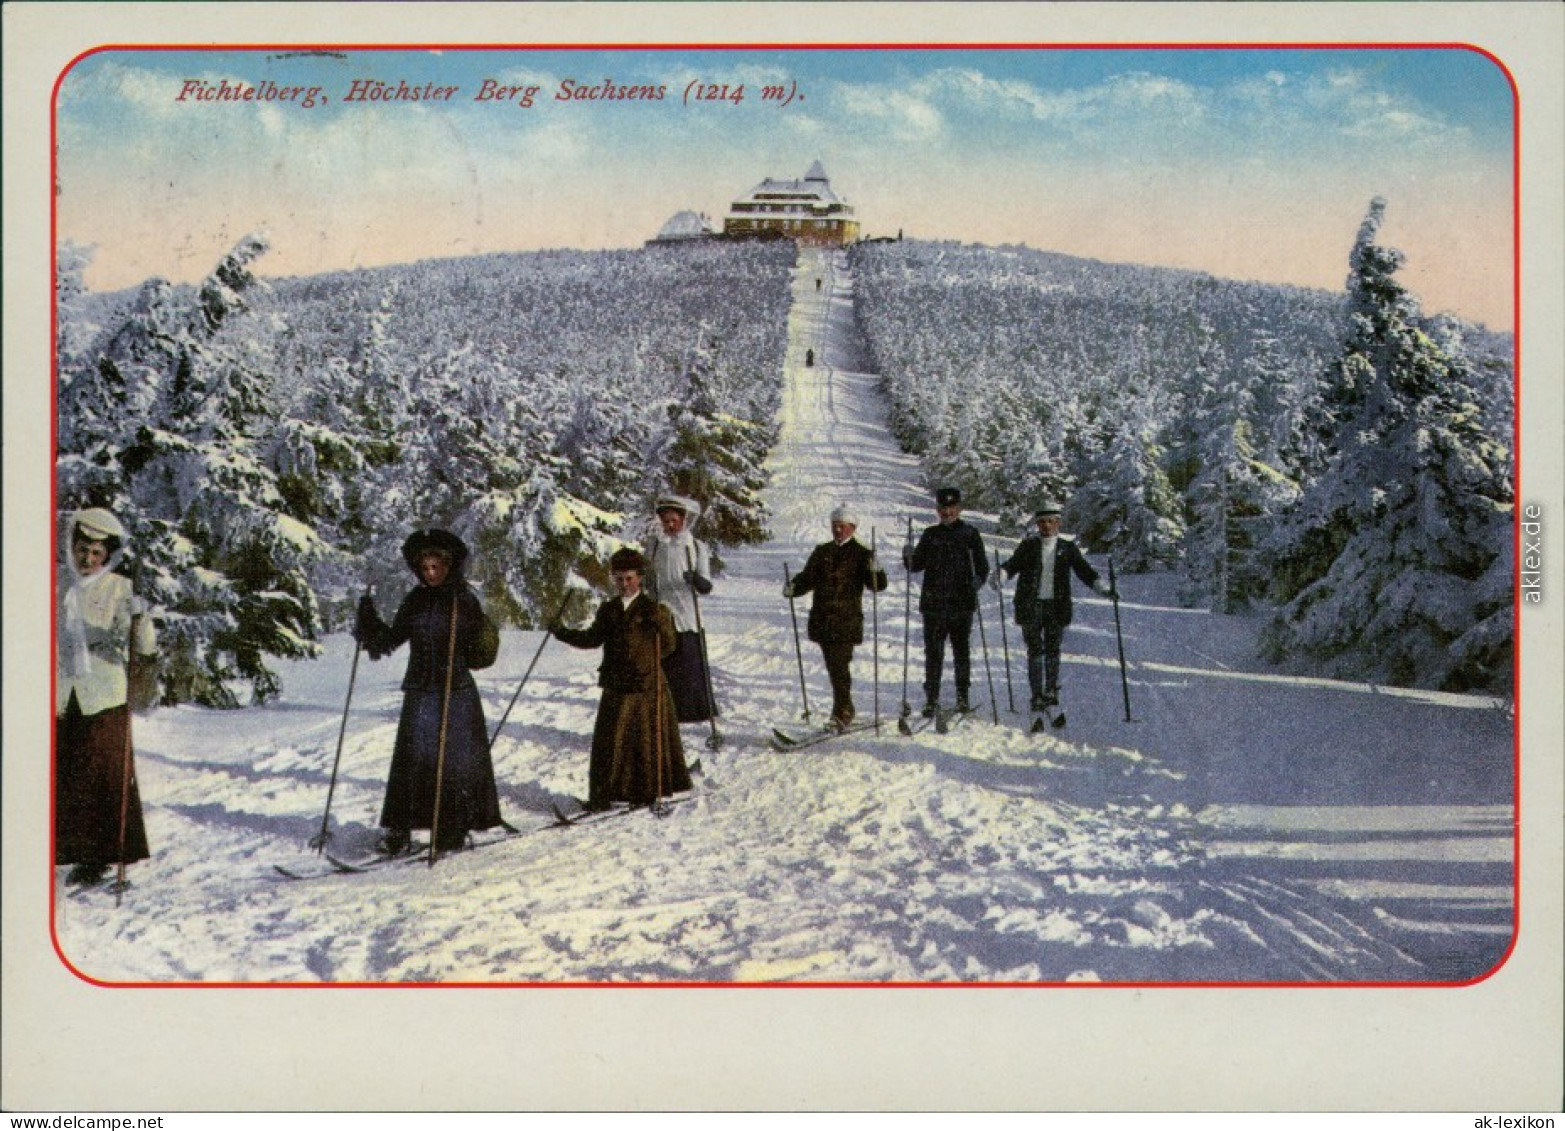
(57, 199, 1513, 710)
(57, 239, 795, 705)
(51, 203, 1516, 986)
(852, 207, 1514, 693)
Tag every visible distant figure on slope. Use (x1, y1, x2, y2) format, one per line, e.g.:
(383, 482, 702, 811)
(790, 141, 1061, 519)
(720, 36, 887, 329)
(642, 495, 717, 726)
(783, 504, 889, 732)
(904, 487, 988, 716)
(56, 507, 158, 886)
(355, 529, 504, 855)
(553, 547, 692, 811)
(994, 502, 1113, 711)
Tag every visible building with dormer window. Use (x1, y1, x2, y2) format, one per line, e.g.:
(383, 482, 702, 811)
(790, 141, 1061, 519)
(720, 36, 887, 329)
(722, 160, 860, 246)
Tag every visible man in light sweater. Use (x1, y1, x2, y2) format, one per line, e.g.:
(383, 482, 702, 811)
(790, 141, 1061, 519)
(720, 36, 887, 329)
(994, 501, 1112, 711)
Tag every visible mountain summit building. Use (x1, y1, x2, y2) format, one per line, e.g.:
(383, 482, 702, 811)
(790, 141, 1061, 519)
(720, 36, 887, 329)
(722, 160, 860, 246)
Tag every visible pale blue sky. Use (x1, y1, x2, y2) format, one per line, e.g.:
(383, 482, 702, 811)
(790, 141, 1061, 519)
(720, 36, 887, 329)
(56, 47, 1515, 327)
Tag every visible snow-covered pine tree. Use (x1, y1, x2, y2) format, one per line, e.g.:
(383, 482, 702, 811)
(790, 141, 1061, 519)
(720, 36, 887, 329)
(991, 395, 1079, 534)
(55, 241, 103, 377)
(1070, 411, 1184, 571)
(390, 341, 619, 628)
(266, 285, 416, 622)
(1263, 199, 1513, 691)
(1181, 334, 1300, 612)
(56, 265, 165, 512)
(662, 329, 774, 544)
(58, 235, 328, 706)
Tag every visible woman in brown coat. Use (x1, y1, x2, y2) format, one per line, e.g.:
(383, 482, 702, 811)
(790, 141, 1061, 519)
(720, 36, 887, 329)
(554, 548, 692, 810)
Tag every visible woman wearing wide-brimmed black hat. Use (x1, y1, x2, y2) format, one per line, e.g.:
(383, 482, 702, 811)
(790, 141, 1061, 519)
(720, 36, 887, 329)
(355, 529, 503, 854)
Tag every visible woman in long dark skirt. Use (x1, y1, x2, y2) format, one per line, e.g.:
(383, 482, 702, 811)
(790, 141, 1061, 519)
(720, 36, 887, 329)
(643, 494, 716, 724)
(56, 507, 157, 885)
(355, 529, 503, 855)
(554, 547, 692, 811)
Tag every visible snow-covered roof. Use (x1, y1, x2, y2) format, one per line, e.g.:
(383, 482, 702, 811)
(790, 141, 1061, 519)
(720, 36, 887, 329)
(653, 210, 716, 240)
(731, 161, 851, 209)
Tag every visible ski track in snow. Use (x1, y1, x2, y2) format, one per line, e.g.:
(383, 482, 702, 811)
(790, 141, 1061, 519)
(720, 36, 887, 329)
(54, 248, 1515, 985)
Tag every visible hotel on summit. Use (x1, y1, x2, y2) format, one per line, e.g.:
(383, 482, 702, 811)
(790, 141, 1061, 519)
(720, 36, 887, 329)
(722, 161, 860, 247)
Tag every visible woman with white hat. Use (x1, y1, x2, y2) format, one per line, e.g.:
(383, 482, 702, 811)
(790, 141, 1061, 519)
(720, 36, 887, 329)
(643, 495, 717, 725)
(56, 507, 158, 885)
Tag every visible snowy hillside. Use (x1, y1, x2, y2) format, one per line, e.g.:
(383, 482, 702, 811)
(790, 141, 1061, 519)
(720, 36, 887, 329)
(54, 249, 1515, 985)
(853, 231, 1514, 694)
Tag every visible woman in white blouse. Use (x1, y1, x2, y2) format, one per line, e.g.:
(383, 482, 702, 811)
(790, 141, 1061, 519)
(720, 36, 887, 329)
(56, 507, 157, 885)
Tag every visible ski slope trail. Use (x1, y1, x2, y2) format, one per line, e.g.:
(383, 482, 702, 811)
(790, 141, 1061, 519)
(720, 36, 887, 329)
(53, 248, 1515, 985)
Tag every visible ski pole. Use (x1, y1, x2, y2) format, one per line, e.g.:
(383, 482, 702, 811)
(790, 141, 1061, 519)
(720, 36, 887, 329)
(428, 588, 461, 867)
(1109, 557, 1133, 723)
(783, 562, 811, 722)
(312, 587, 369, 853)
(685, 545, 723, 751)
(653, 606, 671, 817)
(870, 528, 881, 734)
(994, 547, 1015, 713)
(900, 517, 912, 721)
(970, 553, 999, 725)
(112, 564, 145, 905)
(489, 591, 570, 745)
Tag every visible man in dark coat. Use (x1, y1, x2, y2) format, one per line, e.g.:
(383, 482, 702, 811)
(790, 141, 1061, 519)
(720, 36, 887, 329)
(355, 529, 505, 855)
(554, 547, 692, 810)
(904, 487, 988, 715)
(784, 505, 889, 731)
(995, 502, 1112, 710)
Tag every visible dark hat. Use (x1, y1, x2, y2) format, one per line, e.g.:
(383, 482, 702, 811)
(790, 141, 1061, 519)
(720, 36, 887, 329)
(1033, 501, 1064, 520)
(935, 487, 962, 507)
(401, 529, 469, 575)
(609, 547, 648, 574)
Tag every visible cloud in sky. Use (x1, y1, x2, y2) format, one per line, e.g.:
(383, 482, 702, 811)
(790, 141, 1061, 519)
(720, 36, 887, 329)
(54, 47, 1514, 327)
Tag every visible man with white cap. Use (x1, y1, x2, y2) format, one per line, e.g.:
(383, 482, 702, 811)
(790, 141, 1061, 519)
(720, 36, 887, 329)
(995, 501, 1112, 712)
(783, 504, 889, 732)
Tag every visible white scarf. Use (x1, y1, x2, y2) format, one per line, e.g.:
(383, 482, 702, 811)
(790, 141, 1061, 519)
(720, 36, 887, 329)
(1035, 535, 1059, 603)
(61, 567, 115, 680)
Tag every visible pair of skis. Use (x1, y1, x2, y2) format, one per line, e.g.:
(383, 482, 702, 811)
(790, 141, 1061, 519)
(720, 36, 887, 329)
(896, 705, 974, 736)
(769, 721, 879, 751)
(547, 789, 700, 828)
(1030, 701, 1067, 732)
(273, 844, 425, 881)
(273, 824, 535, 880)
(893, 698, 1063, 735)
